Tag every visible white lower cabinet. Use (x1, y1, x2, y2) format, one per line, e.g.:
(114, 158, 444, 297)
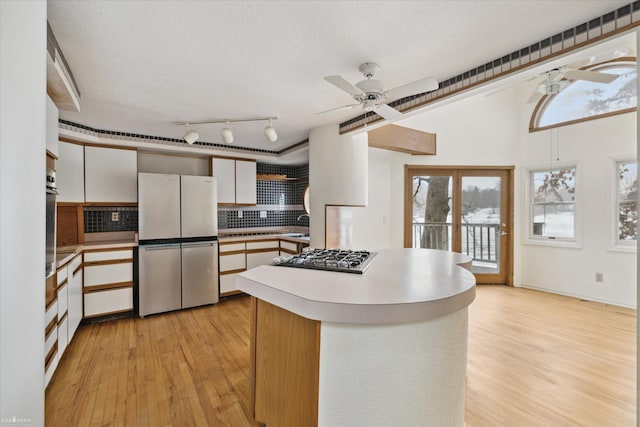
(57, 315, 69, 359)
(246, 251, 279, 269)
(220, 274, 238, 295)
(84, 288, 134, 317)
(44, 300, 58, 388)
(67, 255, 83, 340)
(83, 248, 133, 318)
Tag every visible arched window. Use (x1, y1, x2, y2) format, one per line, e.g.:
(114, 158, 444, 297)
(530, 59, 637, 132)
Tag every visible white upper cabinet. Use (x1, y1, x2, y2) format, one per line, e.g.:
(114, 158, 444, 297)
(56, 141, 85, 202)
(211, 157, 256, 205)
(85, 146, 137, 203)
(46, 96, 59, 157)
(211, 157, 236, 204)
(235, 160, 256, 205)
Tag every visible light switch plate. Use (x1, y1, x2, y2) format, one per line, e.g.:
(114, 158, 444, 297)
(238, 210, 243, 219)
(260, 211, 267, 218)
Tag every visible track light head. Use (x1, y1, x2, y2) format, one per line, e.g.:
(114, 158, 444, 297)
(221, 121, 234, 144)
(183, 130, 199, 144)
(264, 118, 278, 142)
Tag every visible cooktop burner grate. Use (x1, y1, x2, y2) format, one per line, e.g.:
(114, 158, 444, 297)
(271, 248, 377, 274)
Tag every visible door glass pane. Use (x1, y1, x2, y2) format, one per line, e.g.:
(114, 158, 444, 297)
(412, 175, 453, 250)
(461, 176, 501, 274)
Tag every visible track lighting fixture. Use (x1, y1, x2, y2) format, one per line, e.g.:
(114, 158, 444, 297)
(183, 129, 199, 144)
(221, 121, 234, 144)
(175, 116, 278, 144)
(264, 118, 278, 142)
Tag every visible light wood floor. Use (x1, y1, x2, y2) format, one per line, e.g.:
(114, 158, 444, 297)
(46, 286, 636, 426)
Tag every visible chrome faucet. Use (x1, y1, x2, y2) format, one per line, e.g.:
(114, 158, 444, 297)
(297, 214, 309, 221)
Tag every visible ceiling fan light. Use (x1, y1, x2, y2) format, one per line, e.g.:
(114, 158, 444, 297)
(221, 122, 234, 144)
(264, 120, 277, 142)
(183, 130, 199, 144)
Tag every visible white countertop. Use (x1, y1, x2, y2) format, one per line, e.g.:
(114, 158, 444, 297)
(236, 248, 476, 324)
(56, 240, 137, 268)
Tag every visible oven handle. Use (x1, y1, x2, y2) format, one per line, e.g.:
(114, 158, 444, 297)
(46, 188, 59, 195)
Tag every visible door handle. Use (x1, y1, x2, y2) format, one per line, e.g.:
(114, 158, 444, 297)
(500, 231, 508, 236)
(182, 243, 215, 248)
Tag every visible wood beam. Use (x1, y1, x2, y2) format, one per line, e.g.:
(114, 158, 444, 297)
(367, 124, 436, 155)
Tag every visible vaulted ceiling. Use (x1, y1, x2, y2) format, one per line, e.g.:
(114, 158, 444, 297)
(48, 1, 632, 154)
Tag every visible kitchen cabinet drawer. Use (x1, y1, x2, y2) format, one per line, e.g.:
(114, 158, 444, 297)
(56, 266, 68, 286)
(220, 242, 246, 253)
(85, 146, 138, 203)
(69, 253, 82, 272)
(57, 315, 68, 358)
(280, 241, 298, 253)
(84, 288, 133, 318)
(57, 283, 68, 318)
(220, 253, 246, 272)
(46, 96, 59, 157)
(247, 251, 279, 270)
(45, 349, 59, 388)
(45, 324, 57, 356)
(220, 273, 238, 294)
(247, 240, 279, 251)
(84, 249, 132, 262)
(46, 299, 58, 327)
(84, 262, 132, 287)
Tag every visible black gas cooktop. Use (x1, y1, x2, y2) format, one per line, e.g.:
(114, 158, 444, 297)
(271, 248, 377, 274)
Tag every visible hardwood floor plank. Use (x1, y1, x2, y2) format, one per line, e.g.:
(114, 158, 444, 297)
(46, 287, 635, 426)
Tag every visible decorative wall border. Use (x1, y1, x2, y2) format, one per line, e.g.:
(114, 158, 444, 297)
(58, 119, 309, 156)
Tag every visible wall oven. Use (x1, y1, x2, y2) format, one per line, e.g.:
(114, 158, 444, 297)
(46, 168, 58, 277)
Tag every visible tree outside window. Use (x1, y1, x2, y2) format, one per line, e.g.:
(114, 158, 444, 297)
(617, 160, 637, 243)
(530, 167, 576, 240)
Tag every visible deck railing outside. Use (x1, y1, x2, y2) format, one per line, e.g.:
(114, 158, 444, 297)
(412, 222, 500, 265)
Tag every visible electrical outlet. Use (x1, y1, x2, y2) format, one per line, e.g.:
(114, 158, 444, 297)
(111, 212, 119, 221)
(238, 210, 243, 219)
(595, 272, 604, 283)
(260, 211, 267, 218)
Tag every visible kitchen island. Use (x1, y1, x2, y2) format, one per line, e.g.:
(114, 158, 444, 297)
(236, 248, 476, 427)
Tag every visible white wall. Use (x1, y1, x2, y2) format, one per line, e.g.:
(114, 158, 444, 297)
(1, 1, 47, 425)
(352, 68, 637, 307)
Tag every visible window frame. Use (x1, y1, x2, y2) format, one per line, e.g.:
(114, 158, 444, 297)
(523, 162, 582, 248)
(529, 58, 637, 133)
(610, 155, 637, 252)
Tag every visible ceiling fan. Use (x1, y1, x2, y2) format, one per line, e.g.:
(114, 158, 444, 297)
(526, 66, 619, 103)
(319, 62, 439, 120)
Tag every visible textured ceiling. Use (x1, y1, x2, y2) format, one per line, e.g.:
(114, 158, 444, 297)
(48, 0, 631, 152)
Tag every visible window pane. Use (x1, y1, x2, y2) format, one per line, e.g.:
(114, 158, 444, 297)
(618, 161, 638, 202)
(537, 63, 637, 128)
(619, 201, 637, 241)
(531, 168, 576, 203)
(532, 204, 575, 239)
(412, 176, 453, 250)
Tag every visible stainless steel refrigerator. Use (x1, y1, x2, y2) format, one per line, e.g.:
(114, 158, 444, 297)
(138, 173, 219, 317)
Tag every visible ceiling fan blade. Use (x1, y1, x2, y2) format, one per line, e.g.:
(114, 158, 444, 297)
(563, 69, 619, 84)
(385, 77, 439, 100)
(375, 103, 403, 120)
(324, 75, 365, 97)
(316, 103, 361, 115)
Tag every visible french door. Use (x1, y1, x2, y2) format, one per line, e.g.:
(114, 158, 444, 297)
(404, 166, 513, 285)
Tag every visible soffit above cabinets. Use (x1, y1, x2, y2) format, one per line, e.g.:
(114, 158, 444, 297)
(47, 22, 81, 112)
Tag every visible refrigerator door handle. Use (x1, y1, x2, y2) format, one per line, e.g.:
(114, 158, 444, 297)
(142, 244, 182, 250)
(181, 242, 216, 248)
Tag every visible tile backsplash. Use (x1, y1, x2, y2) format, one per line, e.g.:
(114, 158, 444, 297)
(218, 163, 309, 229)
(84, 206, 138, 233)
(84, 163, 308, 234)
